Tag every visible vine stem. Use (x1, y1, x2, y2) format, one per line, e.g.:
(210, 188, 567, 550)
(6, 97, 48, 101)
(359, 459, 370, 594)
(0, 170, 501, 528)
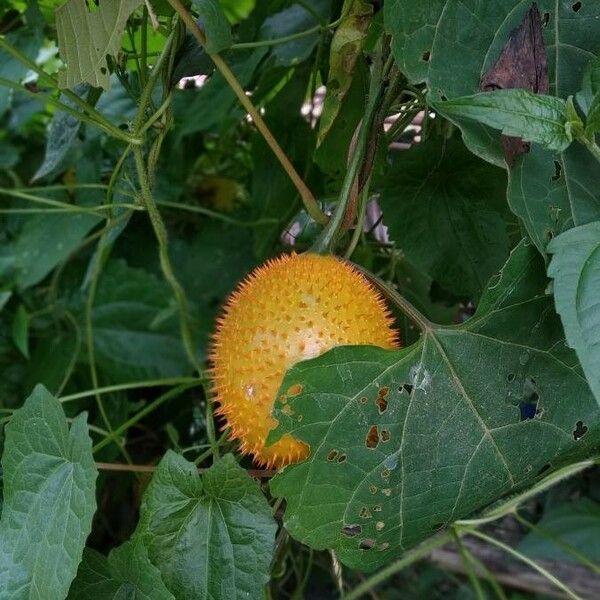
(92, 382, 202, 453)
(166, 0, 327, 225)
(465, 529, 583, 600)
(579, 135, 600, 164)
(353, 264, 433, 333)
(456, 457, 599, 526)
(0, 38, 140, 145)
(311, 48, 388, 254)
(95, 461, 275, 478)
(343, 531, 456, 600)
(59, 377, 201, 403)
(133, 146, 201, 373)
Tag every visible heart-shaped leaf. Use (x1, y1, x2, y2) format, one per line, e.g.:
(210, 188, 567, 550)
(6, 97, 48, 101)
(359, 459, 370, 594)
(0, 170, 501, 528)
(268, 241, 600, 571)
(133, 452, 277, 600)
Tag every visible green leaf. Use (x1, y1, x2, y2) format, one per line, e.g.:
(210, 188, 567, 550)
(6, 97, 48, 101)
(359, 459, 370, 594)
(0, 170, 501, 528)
(0, 385, 98, 599)
(519, 498, 600, 564)
(432, 90, 571, 152)
(87, 260, 190, 382)
(12, 212, 102, 290)
(269, 241, 600, 571)
(378, 135, 510, 299)
(133, 452, 277, 600)
(56, 0, 143, 89)
(259, 1, 331, 67)
(11, 303, 29, 359)
(317, 0, 373, 145)
(68, 542, 174, 600)
(33, 84, 89, 181)
(548, 222, 600, 406)
(191, 0, 232, 54)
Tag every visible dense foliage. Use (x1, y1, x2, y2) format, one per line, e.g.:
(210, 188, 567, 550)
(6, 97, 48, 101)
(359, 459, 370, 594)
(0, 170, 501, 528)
(1, 0, 600, 598)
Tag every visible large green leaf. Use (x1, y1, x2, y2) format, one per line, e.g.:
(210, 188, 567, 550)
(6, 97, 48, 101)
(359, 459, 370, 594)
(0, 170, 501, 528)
(378, 135, 510, 299)
(386, 0, 600, 252)
(133, 452, 277, 600)
(269, 241, 600, 571)
(68, 543, 174, 600)
(87, 259, 190, 382)
(0, 385, 98, 599)
(548, 222, 600, 405)
(56, 0, 142, 89)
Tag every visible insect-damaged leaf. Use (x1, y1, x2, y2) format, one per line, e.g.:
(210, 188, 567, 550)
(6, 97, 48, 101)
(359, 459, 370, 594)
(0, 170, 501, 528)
(268, 241, 600, 571)
(56, 0, 142, 89)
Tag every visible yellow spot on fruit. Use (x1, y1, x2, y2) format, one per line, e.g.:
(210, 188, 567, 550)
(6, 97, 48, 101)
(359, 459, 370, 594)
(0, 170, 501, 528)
(210, 253, 399, 468)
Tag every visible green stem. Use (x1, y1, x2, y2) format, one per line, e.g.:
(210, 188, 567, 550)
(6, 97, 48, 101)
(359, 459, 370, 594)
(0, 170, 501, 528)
(466, 529, 583, 600)
(60, 377, 201, 403)
(156, 200, 278, 227)
(514, 511, 600, 575)
(233, 25, 323, 49)
(0, 76, 138, 144)
(194, 432, 227, 465)
(579, 135, 600, 165)
(343, 179, 371, 260)
(456, 457, 599, 526)
(452, 529, 487, 600)
(311, 52, 387, 254)
(343, 531, 455, 600)
(133, 146, 201, 372)
(353, 264, 433, 333)
(0, 37, 141, 144)
(93, 382, 201, 453)
(166, 0, 327, 225)
(205, 395, 220, 460)
(140, 6, 149, 85)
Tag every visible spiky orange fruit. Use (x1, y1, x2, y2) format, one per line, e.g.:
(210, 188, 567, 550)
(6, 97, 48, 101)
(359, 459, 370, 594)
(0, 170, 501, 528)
(210, 253, 399, 468)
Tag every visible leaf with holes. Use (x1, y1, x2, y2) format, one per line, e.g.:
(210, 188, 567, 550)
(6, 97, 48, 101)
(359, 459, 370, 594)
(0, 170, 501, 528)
(56, 0, 142, 89)
(548, 222, 600, 406)
(132, 452, 277, 600)
(0, 385, 98, 598)
(385, 0, 600, 251)
(268, 240, 600, 571)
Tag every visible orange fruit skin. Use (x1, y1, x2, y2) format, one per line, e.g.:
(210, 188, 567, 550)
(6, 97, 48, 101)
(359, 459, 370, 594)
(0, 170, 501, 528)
(209, 253, 399, 468)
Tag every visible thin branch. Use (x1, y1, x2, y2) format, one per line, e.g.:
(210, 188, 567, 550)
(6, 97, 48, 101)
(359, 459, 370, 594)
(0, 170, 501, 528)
(166, 0, 327, 225)
(95, 461, 276, 478)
